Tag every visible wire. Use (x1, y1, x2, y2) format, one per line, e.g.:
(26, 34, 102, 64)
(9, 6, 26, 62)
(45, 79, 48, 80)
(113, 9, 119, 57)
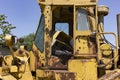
(99, 24, 117, 48)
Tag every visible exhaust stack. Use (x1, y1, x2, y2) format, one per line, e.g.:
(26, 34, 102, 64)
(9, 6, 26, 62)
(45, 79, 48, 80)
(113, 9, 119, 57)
(117, 14, 120, 47)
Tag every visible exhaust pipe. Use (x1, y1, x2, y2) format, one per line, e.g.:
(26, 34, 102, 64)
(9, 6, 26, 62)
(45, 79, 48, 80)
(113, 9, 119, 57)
(117, 14, 120, 47)
(117, 14, 120, 66)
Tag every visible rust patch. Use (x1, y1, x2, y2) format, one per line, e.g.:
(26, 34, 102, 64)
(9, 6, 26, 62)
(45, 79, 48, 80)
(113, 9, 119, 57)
(48, 56, 67, 69)
(33, 50, 39, 59)
(46, 28, 50, 35)
(45, 70, 55, 79)
(45, 42, 50, 48)
(0, 56, 3, 66)
(99, 71, 120, 80)
(89, 37, 97, 55)
(32, 50, 40, 68)
(16, 49, 27, 57)
(91, 0, 96, 2)
(88, 17, 94, 31)
(39, 0, 45, 2)
(55, 71, 75, 80)
(75, 50, 80, 55)
(45, 49, 50, 55)
(45, 28, 53, 37)
(18, 50, 24, 55)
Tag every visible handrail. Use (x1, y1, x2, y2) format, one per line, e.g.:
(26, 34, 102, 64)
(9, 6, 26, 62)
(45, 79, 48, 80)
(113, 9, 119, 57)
(96, 32, 118, 68)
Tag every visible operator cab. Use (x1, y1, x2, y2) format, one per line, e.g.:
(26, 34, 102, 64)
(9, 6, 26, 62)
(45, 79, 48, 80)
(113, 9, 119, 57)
(51, 6, 96, 57)
(34, 5, 97, 66)
(51, 6, 74, 60)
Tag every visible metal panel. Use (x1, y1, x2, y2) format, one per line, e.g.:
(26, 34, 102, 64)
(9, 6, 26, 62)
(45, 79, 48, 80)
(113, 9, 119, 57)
(68, 59, 97, 80)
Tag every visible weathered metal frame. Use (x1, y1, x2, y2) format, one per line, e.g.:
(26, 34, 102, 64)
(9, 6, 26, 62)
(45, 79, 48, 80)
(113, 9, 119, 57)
(96, 32, 118, 68)
(73, 4, 97, 56)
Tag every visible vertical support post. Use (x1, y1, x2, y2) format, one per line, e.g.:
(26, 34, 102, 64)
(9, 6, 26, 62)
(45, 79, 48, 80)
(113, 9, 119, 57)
(117, 14, 120, 47)
(44, 5, 52, 66)
(73, 5, 76, 56)
(117, 14, 120, 66)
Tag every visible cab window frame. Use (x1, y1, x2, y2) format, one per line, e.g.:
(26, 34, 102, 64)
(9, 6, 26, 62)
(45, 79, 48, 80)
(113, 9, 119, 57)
(76, 8, 90, 31)
(34, 14, 45, 52)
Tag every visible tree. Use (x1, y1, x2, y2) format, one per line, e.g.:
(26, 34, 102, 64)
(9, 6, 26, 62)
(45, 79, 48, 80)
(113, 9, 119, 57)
(0, 14, 34, 51)
(24, 33, 35, 51)
(0, 14, 16, 48)
(19, 33, 35, 51)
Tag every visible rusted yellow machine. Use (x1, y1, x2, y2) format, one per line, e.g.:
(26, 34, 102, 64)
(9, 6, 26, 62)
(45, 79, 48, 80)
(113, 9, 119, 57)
(1, 0, 120, 80)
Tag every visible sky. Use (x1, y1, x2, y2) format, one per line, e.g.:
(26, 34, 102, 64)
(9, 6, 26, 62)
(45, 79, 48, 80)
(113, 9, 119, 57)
(0, 0, 41, 37)
(0, 0, 120, 39)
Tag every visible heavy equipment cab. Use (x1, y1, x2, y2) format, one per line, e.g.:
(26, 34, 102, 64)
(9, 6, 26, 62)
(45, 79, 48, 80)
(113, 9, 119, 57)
(2, 0, 120, 80)
(30, 0, 119, 80)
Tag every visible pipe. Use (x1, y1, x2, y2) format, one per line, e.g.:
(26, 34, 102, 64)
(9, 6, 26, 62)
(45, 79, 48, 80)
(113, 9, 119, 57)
(117, 14, 120, 47)
(98, 5, 109, 32)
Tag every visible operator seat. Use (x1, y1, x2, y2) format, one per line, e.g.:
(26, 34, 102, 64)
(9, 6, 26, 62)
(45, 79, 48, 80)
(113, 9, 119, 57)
(51, 31, 73, 64)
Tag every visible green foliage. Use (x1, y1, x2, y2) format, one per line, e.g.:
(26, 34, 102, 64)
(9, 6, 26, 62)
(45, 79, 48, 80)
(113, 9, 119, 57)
(0, 14, 34, 51)
(0, 14, 16, 48)
(21, 33, 35, 51)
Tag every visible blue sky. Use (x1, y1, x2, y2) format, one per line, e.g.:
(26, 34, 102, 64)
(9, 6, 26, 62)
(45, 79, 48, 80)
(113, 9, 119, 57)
(0, 0, 120, 39)
(0, 0, 40, 37)
(99, 0, 120, 33)
(98, 0, 120, 44)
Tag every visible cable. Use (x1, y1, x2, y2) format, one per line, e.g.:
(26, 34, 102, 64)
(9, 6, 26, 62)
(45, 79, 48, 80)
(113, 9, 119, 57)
(99, 24, 117, 48)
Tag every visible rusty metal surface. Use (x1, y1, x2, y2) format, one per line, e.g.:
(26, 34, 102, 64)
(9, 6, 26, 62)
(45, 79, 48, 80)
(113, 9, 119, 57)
(99, 71, 120, 80)
(54, 70, 75, 80)
(36, 69, 75, 80)
(91, 0, 96, 2)
(48, 56, 67, 70)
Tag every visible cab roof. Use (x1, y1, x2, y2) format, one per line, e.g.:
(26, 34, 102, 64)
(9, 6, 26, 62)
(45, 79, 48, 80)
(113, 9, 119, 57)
(37, 0, 97, 6)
